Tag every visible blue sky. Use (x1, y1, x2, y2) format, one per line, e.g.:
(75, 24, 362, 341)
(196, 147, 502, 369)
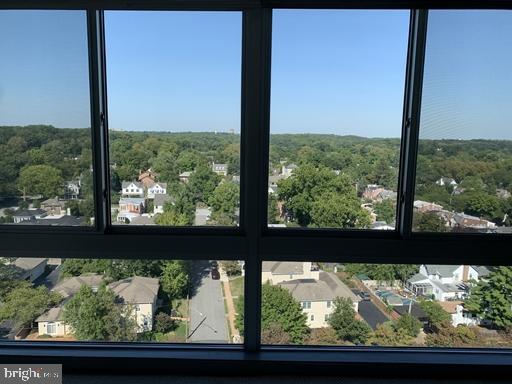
(1, 10, 511, 139)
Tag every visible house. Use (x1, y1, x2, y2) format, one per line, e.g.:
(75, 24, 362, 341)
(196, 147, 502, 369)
(413, 200, 443, 213)
(121, 181, 144, 197)
(108, 276, 160, 332)
(496, 188, 511, 199)
(147, 182, 167, 199)
(281, 163, 297, 178)
(278, 272, 360, 328)
(36, 274, 104, 337)
(41, 197, 67, 216)
(17, 216, 86, 226)
(179, 171, 193, 183)
(138, 169, 158, 188)
(212, 163, 228, 176)
(262, 261, 320, 285)
(439, 301, 481, 327)
(436, 177, 458, 187)
(12, 208, 47, 223)
(153, 194, 173, 215)
(362, 185, 397, 202)
(406, 265, 490, 301)
(65, 180, 81, 200)
(118, 197, 145, 214)
(453, 213, 496, 229)
(130, 215, 156, 226)
(6, 258, 48, 282)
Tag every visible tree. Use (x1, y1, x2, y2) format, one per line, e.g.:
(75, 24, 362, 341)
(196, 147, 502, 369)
(221, 261, 242, 277)
(154, 312, 176, 334)
(328, 297, 371, 344)
(150, 152, 178, 184)
(17, 164, 64, 199)
(306, 327, 340, 345)
(63, 284, 137, 341)
(395, 313, 422, 337)
(154, 210, 190, 226)
(268, 193, 280, 224)
(369, 322, 414, 346)
(373, 199, 396, 224)
(235, 284, 308, 344)
(208, 182, 239, 222)
(465, 267, 512, 329)
(261, 322, 291, 344)
(160, 261, 189, 300)
(413, 212, 447, 232)
(418, 300, 451, 328)
(187, 165, 220, 204)
(464, 193, 500, 219)
(0, 284, 61, 327)
(310, 191, 371, 229)
(425, 321, 480, 347)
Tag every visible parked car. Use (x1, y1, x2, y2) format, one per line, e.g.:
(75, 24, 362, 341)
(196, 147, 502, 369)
(359, 291, 371, 301)
(210, 260, 218, 268)
(211, 267, 220, 280)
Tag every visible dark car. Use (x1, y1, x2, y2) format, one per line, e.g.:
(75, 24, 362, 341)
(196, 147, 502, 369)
(210, 260, 218, 268)
(359, 291, 371, 301)
(211, 267, 220, 280)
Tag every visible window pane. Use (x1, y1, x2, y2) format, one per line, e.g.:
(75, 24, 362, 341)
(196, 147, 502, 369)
(105, 12, 241, 227)
(260, 261, 511, 347)
(0, 258, 242, 344)
(268, 10, 409, 230)
(0, 11, 94, 226)
(413, 11, 512, 233)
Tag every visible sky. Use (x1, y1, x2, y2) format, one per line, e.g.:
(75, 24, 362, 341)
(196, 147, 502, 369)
(0, 10, 511, 139)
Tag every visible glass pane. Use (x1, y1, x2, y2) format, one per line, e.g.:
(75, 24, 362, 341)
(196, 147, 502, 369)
(0, 11, 94, 226)
(259, 261, 511, 347)
(105, 11, 242, 227)
(0, 257, 243, 344)
(413, 11, 512, 233)
(268, 10, 409, 230)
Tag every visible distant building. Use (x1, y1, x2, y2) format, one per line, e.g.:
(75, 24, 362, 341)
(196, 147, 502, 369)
(117, 197, 145, 222)
(362, 184, 397, 202)
(436, 177, 458, 187)
(281, 163, 297, 178)
(122, 181, 144, 197)
(12, 209, 47, 224)
(262, 261, 319, 285)
(41, 197, 67, 216)
(130, 215, 156, 226)
(153, 194, 173, 215)
(496, 188, 512, 199)
(65, 180, 80, 200)
(439, 301, 481, 327)
(179, 171, 193, 183)
(413, 200, 443, 213)
(138, 169, 158, 188)
(453, 213, 496, 229)
(147, 182, 167, 199)
(212, 163, 228, 176)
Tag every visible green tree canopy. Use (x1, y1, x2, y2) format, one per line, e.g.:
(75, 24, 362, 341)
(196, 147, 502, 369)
(208, 181, 239, 222)
(160, 261, 189, 300)
(418, 300, 451, 327)
(328, 297, 371, 344)
(369, 322, 414, 346)
(17, 164, 64, 199)
(413, 212, 447, 232)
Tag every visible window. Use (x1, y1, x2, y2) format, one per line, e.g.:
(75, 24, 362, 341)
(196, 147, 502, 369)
(268, 10, 409, 230)
(47, 322, 56, 334)
(0, 5, 511, 374)
(413, 11, 512, 234)
(0, 10, 94, 227)
(105, 11, 242, 227)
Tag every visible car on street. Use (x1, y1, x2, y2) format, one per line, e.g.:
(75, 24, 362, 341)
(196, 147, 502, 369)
(211, 267, 220, 280)
(359, 291, 371, 301)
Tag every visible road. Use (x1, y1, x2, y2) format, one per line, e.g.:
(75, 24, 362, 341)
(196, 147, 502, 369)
(188, 260, 229, 343)
(358, 300, 389, 330)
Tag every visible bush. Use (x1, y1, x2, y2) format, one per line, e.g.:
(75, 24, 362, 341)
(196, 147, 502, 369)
(395, 313, 422, 337)
(222, 261, 242, 277)
(154, 312, 175, 333)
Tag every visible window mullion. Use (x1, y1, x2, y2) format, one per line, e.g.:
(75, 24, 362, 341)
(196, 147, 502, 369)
(87, 8, 110, 233)
(397, 9, 428, 239)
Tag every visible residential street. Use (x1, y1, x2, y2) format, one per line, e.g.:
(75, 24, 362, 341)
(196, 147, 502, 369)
(188, 261, 229, 343)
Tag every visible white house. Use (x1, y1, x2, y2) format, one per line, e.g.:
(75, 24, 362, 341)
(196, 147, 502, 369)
(278, 272, 360, 328)
(281, 163, 297, 178)
(153, 194, 173, 215)
(65, 180, 81, 200)
(147, 182, 167, 199)
(439, 301, 481, 327)
(12, 209, 47, 223)
(121, 181, 144, 197)
(262, 261, 319, 285)
(212, 163, 228, 176)
(179, 171, 193, 183)
(436, 177, 458, 187)
(406, 265, 490, 301)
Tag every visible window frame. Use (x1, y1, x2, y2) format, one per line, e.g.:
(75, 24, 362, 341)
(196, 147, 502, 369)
(1, 0, 512, 375)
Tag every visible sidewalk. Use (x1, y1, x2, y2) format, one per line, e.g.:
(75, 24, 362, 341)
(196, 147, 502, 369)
(219, 266, 240, 343)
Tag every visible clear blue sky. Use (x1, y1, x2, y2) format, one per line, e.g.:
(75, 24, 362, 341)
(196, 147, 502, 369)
(1, 10, 511, 139)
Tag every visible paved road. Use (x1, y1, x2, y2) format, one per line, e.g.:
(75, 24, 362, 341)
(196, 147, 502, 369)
(358, 300, 389, 330)
(188, 261, 229, 343)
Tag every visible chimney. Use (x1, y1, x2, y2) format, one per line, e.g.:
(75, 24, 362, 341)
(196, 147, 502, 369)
(462, 265, 470, 282)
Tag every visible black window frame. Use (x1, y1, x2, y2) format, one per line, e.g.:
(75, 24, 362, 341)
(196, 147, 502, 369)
(1, 0, 512, 376)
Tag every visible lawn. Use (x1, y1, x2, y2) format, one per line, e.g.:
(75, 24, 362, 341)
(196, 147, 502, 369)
(171, 298, 189, 318)
(229, 276, 244, 298)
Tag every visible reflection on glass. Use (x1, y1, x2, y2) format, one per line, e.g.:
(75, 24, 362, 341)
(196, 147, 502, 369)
(0, 11, 93, 226)
(414, 11, 512, 233)
(268, 10, 409, 230)
(105, 11, 242, 227)
(0, 258, 242, 343)
(259, 261, 510, 348)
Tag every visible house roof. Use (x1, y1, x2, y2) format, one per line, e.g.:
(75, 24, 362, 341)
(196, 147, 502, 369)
(213, 163, 228, 170)
(119, 197, 145, 204)
(41, 197, 66, 207)
(472, 265, 491, 277)
(130, 216, 155, 225)
(423, 265, 459, 278)
(108, 276, 159, 304)
(179, 171, 192, 177)
(17, 216, 86, 226)
(262, 261, 304, 275)
(52, 274, 105, 299)
(13, 257, 46, 271)
(36, 306, 64, 322)
(154, 194, 173, 206)
(439, 301, 463, 314)
(407, 273, 430, 284)
(394, 304, 428, 320)
(278, 272, 358, 302)
(122, 181, 143, 189)
(12, 208, 46, 217)
(150, 182, 167, 189)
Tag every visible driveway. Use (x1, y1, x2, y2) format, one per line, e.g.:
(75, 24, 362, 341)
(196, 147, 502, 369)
(358, 300, 389, 330)
(188, 261, 228, 343)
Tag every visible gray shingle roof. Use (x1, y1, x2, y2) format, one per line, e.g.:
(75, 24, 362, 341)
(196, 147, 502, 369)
(52, 274, 105, 299)
(423, 265, 459, 278)
(407, 273, 429, 284)
(14, 258, 46, 271)
(472, 265, 490, 277)
(278, 272, 358, 302)
(36, 307, 64, 322)
(154, 194, 173, 207)
(122, 181, 143, 189)
(12, 208, 46, 217)
(262, 261, 304, 275)
(108, 276, 159, 304)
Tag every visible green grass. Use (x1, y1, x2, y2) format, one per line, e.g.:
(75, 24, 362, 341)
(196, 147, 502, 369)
(229, 276, 244, 298)
(172, 298, 189, 318)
